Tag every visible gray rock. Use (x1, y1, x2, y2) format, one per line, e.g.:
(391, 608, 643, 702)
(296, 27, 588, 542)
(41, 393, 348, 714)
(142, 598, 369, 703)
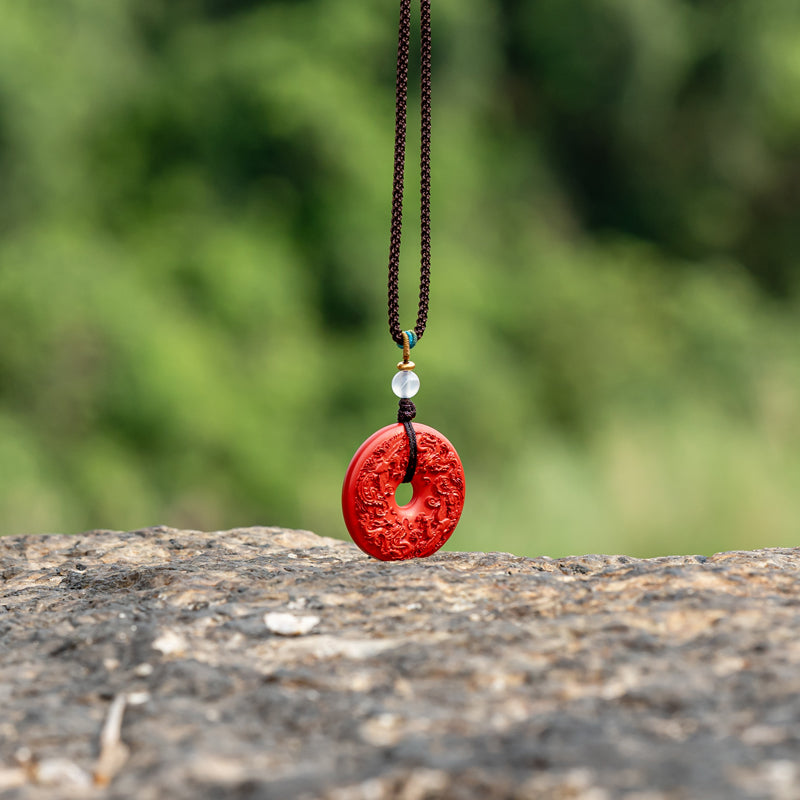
(1, 526, 799, 799)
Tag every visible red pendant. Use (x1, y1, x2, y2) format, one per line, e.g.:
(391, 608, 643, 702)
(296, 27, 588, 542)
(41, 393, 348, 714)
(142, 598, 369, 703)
(342, 423, 465, 561)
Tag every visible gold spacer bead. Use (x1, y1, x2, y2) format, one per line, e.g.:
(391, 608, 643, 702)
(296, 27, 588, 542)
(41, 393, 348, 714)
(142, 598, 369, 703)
(397, 361, 416, 371)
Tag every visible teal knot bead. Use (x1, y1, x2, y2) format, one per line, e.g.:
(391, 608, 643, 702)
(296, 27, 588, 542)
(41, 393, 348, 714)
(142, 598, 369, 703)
(396, 330, 417, 349)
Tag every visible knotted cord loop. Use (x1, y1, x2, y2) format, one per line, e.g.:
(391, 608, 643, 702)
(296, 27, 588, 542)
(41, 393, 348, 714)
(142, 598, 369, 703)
(397, 399, 418, 483)
(397, 398, 416, 423)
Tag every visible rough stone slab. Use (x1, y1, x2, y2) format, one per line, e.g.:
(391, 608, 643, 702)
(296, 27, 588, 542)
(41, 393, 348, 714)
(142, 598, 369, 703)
(1, 527, 799, 799)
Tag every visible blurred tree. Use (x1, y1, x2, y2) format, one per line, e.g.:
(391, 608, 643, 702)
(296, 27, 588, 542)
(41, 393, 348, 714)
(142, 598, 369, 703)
(497, 0, 800, 293)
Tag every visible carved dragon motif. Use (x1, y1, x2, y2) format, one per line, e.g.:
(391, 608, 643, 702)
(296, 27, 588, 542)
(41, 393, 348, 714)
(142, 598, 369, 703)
(343, 424, 465, 560)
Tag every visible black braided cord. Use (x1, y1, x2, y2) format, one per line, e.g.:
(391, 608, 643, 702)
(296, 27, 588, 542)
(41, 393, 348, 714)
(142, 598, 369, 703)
(387, 0, 432, 347)
(387, 0, 431, 483)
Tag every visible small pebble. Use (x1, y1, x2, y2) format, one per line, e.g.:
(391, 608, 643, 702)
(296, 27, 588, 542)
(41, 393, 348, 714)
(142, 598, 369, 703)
(264, 612, 320, 636)
(152, 630, 188, 656)
(127, 691, 151, 706)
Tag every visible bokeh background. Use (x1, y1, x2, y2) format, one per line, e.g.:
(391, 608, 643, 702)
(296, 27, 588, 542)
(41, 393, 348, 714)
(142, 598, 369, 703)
(1, 0, 799, 556)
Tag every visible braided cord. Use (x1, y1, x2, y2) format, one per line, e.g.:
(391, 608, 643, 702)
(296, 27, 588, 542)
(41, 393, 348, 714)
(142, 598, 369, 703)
(387, 0, 432, 347)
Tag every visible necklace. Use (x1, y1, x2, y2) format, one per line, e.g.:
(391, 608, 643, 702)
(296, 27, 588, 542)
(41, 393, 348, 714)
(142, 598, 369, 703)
(341, 0, 466, 561)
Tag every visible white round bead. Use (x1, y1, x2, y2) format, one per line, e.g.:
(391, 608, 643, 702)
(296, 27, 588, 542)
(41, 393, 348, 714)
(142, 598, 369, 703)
(391, 370, 420, 398)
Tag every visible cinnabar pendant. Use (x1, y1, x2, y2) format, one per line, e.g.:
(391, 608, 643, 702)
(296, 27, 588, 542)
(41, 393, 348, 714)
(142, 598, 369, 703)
(342, 423, 465, 561)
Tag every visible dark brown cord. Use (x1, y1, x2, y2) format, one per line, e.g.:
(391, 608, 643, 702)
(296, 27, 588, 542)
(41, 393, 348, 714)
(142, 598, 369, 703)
(397, 398, 417, 423)
(387, 0, 432, 347)
(397, 400, 418, 483)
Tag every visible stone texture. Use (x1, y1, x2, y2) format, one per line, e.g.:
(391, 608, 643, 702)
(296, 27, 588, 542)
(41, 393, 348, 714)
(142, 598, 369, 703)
(1, 527, 799, 799)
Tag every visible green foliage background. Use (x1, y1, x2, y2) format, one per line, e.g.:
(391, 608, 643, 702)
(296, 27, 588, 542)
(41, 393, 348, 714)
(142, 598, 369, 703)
(1, 0, 799, 556)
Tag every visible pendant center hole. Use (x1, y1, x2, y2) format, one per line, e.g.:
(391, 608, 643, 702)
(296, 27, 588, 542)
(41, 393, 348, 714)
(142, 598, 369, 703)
(395, 482, 413, 507)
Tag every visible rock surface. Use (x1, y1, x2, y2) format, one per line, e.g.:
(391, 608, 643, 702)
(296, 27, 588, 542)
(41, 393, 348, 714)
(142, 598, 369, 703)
(1, 527, 799, 799)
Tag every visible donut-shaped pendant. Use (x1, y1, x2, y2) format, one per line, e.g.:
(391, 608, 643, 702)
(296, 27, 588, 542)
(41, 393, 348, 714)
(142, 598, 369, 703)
(342, 423, 465, 561)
